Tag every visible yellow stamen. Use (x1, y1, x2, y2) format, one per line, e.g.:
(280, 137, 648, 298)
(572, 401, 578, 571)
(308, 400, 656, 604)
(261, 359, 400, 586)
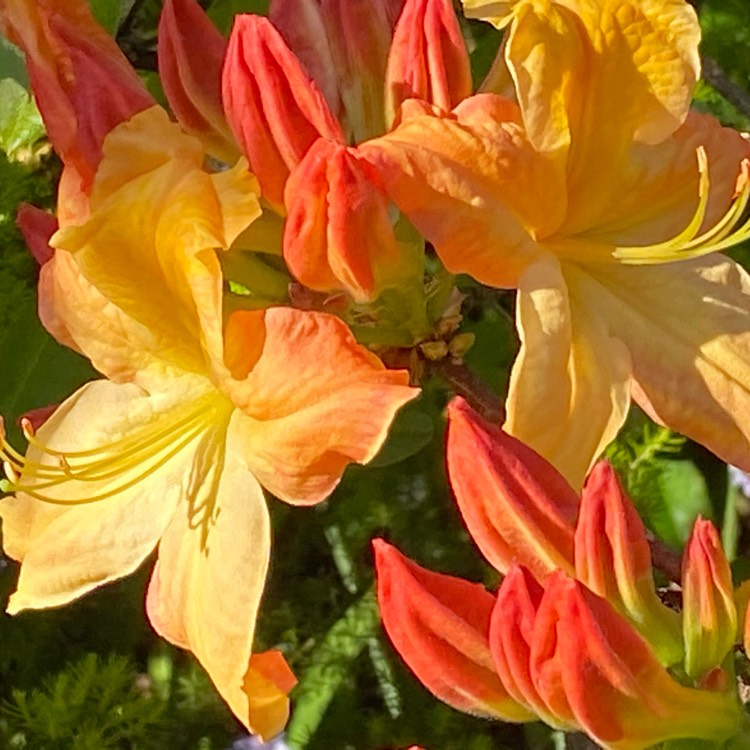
(0, 396, 227, 506)
(613, 150, 750, 265)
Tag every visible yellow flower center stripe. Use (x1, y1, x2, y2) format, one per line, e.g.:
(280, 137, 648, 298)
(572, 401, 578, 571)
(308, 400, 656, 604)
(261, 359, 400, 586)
(614, 150, 750, 265)
(0, 397, 222, 505)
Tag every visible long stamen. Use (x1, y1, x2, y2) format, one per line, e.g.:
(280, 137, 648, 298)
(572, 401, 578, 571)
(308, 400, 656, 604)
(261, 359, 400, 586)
(613, 150, 750, 264)
(0, 397, 225, 505)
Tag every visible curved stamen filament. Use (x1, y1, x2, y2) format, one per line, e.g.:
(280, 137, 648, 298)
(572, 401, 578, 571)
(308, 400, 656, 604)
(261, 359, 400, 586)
(613, 150, 750, 264)
(0, 396, 225, 505)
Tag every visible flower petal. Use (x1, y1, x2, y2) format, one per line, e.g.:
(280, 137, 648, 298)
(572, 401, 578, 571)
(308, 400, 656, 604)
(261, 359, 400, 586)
(52, 108, 260, 377)
(146, 420, 291, 738)
(223, 307, 418, 504)
(374, 539, 533, 721)
(1, 376, 218, 613)
(490, 566, 570, 728)
(446, 396, 577, 581)
(569, 257, 750, 473)
(539, 571, 742, 748)
(506, 256, 632, 489)
(361, 94, 560, 287)
(283, 139, 409, 302)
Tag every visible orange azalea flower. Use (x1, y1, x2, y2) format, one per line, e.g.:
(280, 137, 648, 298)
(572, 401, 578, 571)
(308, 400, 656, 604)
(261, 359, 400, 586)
(220, 0, 471, 302)
(363, 0, 750, 488)
(0, 108, 417, 739)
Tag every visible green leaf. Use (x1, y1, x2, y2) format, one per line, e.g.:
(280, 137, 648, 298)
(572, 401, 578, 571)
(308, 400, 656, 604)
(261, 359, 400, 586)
(207, 0, 269, 35)
(0, 35, 27, 87)
(0, 78, 45, 160)
(0, 295, 96, 448)
(86, 0, 136, 34)
(367, 398, 435, 468)
(653, 460, 713, 548)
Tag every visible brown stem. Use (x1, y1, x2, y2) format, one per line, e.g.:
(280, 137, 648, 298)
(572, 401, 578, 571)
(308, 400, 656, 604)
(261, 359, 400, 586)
(647, 533, 683, 585)
(701, 56, 750, 122)
(427, 359, 506, 423)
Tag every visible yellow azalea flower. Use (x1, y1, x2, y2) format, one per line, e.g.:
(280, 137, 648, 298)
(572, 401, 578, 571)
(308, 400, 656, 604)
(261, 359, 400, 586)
(362, 0, 750, 487)
(0, 107, 417, 739)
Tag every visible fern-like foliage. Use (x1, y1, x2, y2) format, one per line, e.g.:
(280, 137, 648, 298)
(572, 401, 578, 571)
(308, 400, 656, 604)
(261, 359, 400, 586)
(1, 653, 165, 750)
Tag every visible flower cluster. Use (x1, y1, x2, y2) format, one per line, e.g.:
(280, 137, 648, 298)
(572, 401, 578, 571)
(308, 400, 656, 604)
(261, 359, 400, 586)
(2, 0, 750, 745)
(376, 399, 748, 748)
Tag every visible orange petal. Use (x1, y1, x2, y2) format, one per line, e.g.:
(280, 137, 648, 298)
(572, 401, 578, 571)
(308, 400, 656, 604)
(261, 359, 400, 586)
(682, 517, 737, 684)
(490, 566, 571, 728)
(283, 138, 405, 302)
(374, 539, 534, 721)
(361, 94, 557, 288)
(223, 307, 418, 505)
(446, 396, 577, 581)
(575, 461, 683, 665)
(222, 15, 344, 211)
(158, 0, 238, 162)
(1, 0, 153, 188)
(385, 0, 471, 121)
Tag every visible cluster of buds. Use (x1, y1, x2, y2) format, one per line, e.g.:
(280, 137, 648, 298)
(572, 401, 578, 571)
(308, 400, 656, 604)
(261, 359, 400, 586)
(375, 399, 749, 748)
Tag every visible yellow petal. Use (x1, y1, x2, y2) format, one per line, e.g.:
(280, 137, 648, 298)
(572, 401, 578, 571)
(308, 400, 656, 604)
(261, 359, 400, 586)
(362, 94, 559, 287)
(461, 0, 519, 28)
(505, 256, 631, 489)
(559, 111, 750, 246)
(1, 376, 220, 613)
(52, 109, 260, 376)
(508, 0, 699, 152)
(571, 257, 750, 473)
(222, 307, 418, 504)
(146, 427, 288, 738)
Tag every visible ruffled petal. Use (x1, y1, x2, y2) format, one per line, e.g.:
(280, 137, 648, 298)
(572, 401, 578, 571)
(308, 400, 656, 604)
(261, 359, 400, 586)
(506, 256, 631, 489)
(222, 307, 418, 504)
(52, 108, 260, 377)
(362, 94, 560, 287)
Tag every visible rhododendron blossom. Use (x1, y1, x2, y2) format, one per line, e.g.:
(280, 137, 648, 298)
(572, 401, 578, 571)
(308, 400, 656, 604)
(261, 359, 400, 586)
(363, 0, 750, 488)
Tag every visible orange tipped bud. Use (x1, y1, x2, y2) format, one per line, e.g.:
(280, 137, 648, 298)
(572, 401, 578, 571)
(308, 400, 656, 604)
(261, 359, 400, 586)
(385, 0, 472, 122)
(373, 539, 534, 721)
(490, 566, 572, 729)
(283, 138, 404, 302)
(536, 572, 742, 748)
(682, 517, 738, 684)
(575, 461, 682, 665)
(446, 397, 578, 582)
(1, 0, 153, 188)
(222, 15, 344, 211)
(158, 0, 238, 162)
